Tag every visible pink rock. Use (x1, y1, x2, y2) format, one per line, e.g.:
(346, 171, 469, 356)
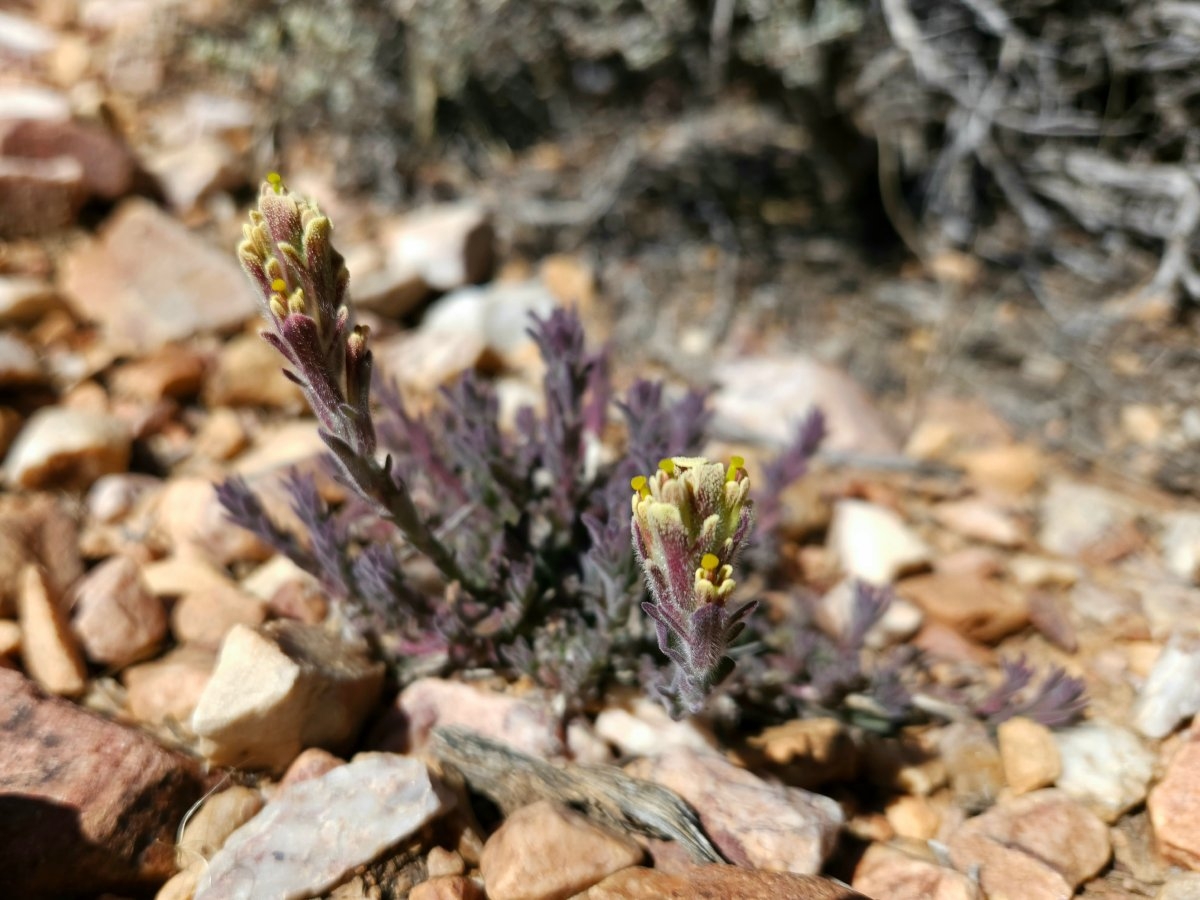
(155, 476, 271, 566)
(123, 644, 214, 727)
(60, 199, 256, 354)
(71, 554, 166, 668)
(0, 118, 137, 200)
(712, 355, 899, 454)
(0, 668, 206, 897)
(948, 789, 1111, 891)
(896, 572, 1029, 644)
(480, 800, 643, 900)
(853, 843, 976, 900)
(933, 497, 1026, 547)
(279, 747, 345, 791)
(1150, 738, 1200, 868)
(624, 747, 843, 874)
(584, 866, 865, 899)
(384, 677, 564, 759)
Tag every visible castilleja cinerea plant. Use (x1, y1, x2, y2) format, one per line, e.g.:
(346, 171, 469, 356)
(631, 456, 757, 715)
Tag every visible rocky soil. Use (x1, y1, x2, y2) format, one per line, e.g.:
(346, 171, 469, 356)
(4, 4, 1200, 900)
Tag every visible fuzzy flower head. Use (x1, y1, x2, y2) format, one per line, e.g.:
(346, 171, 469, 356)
(631, 456, 752, 611)
(236, 174, 373, 455)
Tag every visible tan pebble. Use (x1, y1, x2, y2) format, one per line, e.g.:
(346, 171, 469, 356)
(885, 794, 942, 841)
(17, 564, 86, 696)
(998, 716, 1061, 795)
(177, 785, 264, 869)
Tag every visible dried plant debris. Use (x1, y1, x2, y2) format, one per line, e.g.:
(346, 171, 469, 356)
(427, 726, 725, 865)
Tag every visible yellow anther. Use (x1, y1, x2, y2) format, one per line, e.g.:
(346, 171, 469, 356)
(726, 455, 745, 482)
(267, 172, 284, 192)
(631, 475, 649, 497)
(270, 278, 287, 293)
(658, 458, 676, 475)
(701, 553, 719, 571)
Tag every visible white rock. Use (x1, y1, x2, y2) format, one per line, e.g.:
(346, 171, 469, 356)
(195, 754, 453, 900)
(1054, 721, 1155, 822)
(191, 622, 385, 771)
(0, 85, 70, 122)
(0, 332, 43, 387)
(3, 406, 131, 491)
(1133, 635, 1200, 739)
(711, 355, 899, 454)
(593, 696, 717, 758)
(384, 202, 493, 291)
(1039, 479, 1140, 558)
(1162, 512, 1200, 584)
(0, 12, 57, 58)
(828, 499, 932, 586)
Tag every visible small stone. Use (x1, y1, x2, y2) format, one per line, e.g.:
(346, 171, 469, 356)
(3, 405, 131, 490)
(0, 154, 84, 237)
(387, 677, 564, 759)
(191, 621, 385, 770)
(1134, 634, 1200, 739)
(1162, 512, 1200, 585)
(279, 747, 345, 791)
(948, 830, 1072, 899)
(0, 84, 70, 121)
(592, 696, 717, 759)
(86, 472, 161, 524)
(884, 795, 942, 840)
(202, 332, 305, 410)
(143, 137, 242, 212)
(17, 564, 86, 696)
(1055, 721, 1155, 822)
(712, 356, 898, 454)
(583, 866, 865, 899)
(0, 11, 57, 58)
(1039, 479, 1140, 559)
(123, 644, 215, 728)
(1158, 872, 1200, 899)
(109, 346, 207, 401)
(540, 254, 595, 312)
(938, 721, 1005, 810)
(195, 754, 453, 900)
(1, 118, 137, 200)
(155, 476, 271, 566)
(410, 876, 485, 900)
(624, 747, 842, 874)
(948, 789, 1110, 890)
(932, 497, 1025, 547)
(0, 668, 206, 898)
(828, 500, 932, 585)
(897, 572, 1028, 643)
(0, 331, 43, 388)
(1122, 404, 1164, 446)
(170, 577, 269, 649)
(955, 443, 1043, 495)
(192, 407, 248, 460)
(1009, 554, 1080, 588)
(853, 843, 976, 900)
(1150, 738, 1200, 869)
(998, 716, 1061, 794)
(156, 867, 200, 900)
(177, 786, 265, 869)
(60, 199, 256, 354)
(426, 847, 466, 879)
(385, 203, 493, 292)
(480, 800, 643, 900)
(0, 275, 62, 325)
(71, 554, 166, 669)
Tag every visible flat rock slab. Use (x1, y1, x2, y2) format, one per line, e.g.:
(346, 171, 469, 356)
(60, 198, 256, 354)
(195, 753, 454, 900)
(584, 865, 866, 899)
(0, 668, 206, 899)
